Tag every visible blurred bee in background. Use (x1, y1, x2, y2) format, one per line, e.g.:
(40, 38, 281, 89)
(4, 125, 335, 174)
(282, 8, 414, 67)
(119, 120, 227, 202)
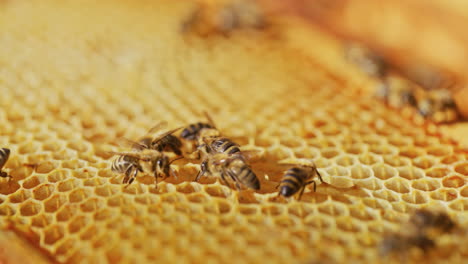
(180, 112, 217, 142)
(380, 208, 456, 257)
(196, 152, 260, 190)
(0, 148, 12, 180)
(344, 43, 388, 79)
(276, 162, 323, 200)
(181, 0, 267, 36)
(417, 88, 459, 123)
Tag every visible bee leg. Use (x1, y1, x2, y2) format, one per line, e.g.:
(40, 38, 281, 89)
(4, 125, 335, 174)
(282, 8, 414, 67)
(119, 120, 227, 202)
(195, 160, 208, 182)
(305, 180, 317, 192)
(297, 186, 306, 201)
(219, 172, 231, 189)
(316, 170, 324, 183)
(125, 167, 138, 187)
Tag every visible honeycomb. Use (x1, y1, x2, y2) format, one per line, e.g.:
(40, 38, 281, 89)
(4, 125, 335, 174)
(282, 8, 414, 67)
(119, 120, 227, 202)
(1, 0, 468, 263)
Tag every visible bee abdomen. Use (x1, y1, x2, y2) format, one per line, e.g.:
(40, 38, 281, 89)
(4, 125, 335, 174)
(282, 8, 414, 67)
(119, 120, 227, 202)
(0, 148, 10, 169)
(238, 166, 260, 190)
(181, 122, 214, 140)
(212, 138, 240, 155)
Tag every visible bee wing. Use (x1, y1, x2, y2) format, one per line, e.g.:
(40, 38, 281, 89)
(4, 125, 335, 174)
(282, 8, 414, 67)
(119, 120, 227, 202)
(147, 121, 169, 135)
(152, 126, 184, 144)
(116, 137, 147, 151)
(239, 149, 262, 160)
(203, 111, 217, 129)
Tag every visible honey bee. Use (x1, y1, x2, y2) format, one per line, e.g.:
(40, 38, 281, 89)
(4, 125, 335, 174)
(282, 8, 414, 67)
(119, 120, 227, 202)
(416, 89, 459, 123)
(344, 43, 388, 78)
(276, 163, 324, 200)
(180, 112, 217, 141)
(196, 152, 260, 190)
(110, 155, 144, 185)
(181, 0, 267, 36)
(410, 209, 455, 234)
(123, 121, 183, 156)
(379, 232, 435, 257)
(0, 148, 11, 179)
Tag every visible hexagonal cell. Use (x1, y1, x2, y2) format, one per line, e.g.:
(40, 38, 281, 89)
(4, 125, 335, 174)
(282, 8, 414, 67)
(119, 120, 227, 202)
(22, 175, 42, 189)
(430, 188, 458, 202)
(355, 178, 382, 191)
(56, 204, 80, 222)
(44, 194, 67, 213)
(454, 162, 468, 176)
(372, 164, 397, 180)
(411, 179, 440, 192)
(33, 184, 55, 200)
(62, 159, 86, 170)
(401, 191, 428, 204)
(449, 199, 468, 211)
(342, 144, 366, 155)
(55, 238, 78, 258)
(20, 200, 42, 216)
(17, 141, 41, 154)
(399, 147, 425, 159)
(57, 179, 79, 192)
(441, 155, 463, 165)
(412, 156, 436, 170)
(320, 148, 341, 159)
(68, 215, 91, 234)
(67, 141, 90, 152)
(335, 155, 357, 167)
(9, 189, 31, 203)
(187, 193, 210, 204)
(348, 206, 376, 221)
(31, 213, 53, 228)
(350, 165, 372, 180)
(398, 167, 424, 180)
(317, 203, 348, 217)
(42, 140, 64, 152)
(68, 188, 91, 203)
(369, 145, 397, 155)
(36, 161, 58, 174)
(95, 185, 119, 197)
(81, 197, 104, 213)
(442, 175, 465, 188)
(336, 217, 361, 232)
(373, 190, 399, 203)
(358, 153, 381, 165)
(44, 224, 65, 245)
(461, 186, 468, 197)
(279, 137, 304, 148)
(303, 215, 332, 229)
(383, 155, 411, 167)
(427, 145, 452, 157)
(384, 178, 410, 194)
(294, 147, 319, 159)
(261, 204, 285, 216)
(48, 169, 72, 182)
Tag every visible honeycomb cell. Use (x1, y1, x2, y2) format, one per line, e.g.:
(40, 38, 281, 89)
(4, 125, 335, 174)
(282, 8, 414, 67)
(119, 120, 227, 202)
(22, 176, 42, 189)
(69, 188, 92, 203)
(371, 164, 397, 180)
(350, 165, 372, 179)
(57, 179, 78, 192)
(412, 156, 436, 170)
(461, 186, 468, 197)
(454, 162, 468, 176)
(442, 175, 465, 188)
(430, 188, 458, 202)
(33, 184, 54, 200)
(358, 153, 381, 165)
(383, 155, 411, 167)
(411, 179, 440, 192)
(44, 194, 67, 212)
(321, 148, 341, 159)
(373, 190, 399, 202)
(68, 215, 91, 234)
(31, 213, 53, 228)
(348, 206, 376, 221)
(449, 199, 468, 211)
(318, 203, 348, 217)
(343, 144, 365, 155)
(9, 189, 31, 203)
(426, 167, 451, 178)
(384, 178, 410, 193)
(81, 197, 104, 212)
(48, 169, 72, 182)
(44, 224, 65, 245)
(398, 167, 424, 180)
(35, 161, 58, 174)
(441, 155, 463, 164)
(401, 191, 428, 204)
(20, 200, 42, 216)
(369, 145, 396, 155)
(56, 204, 79, 222)
(399, 147, 425, 159)
(355, 178, 382, 191)
(303, 215, 332, 229)
(427, 146, 452, 156)
(336, 217, 361, 232)
(335, 155, 357, 167)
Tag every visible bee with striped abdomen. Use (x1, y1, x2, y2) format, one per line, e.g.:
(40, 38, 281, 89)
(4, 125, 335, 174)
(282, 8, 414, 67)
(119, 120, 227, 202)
(111, 155, 144, 185)
(125, 121, 183, 156)
(180, 112, 217, 141)
(0, 148, 12, 179)
(277, 163, 324, 200)
(196, 153, 260, 190)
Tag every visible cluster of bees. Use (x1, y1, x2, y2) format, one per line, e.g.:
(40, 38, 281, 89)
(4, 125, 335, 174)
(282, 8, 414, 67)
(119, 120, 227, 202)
(380, 209, 456, 257)
(109, 113, 323, 200)
(345, 43, 461, 123)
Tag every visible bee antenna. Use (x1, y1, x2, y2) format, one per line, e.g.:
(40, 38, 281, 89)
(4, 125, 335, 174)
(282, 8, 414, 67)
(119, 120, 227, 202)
(169, 156, 184, 165)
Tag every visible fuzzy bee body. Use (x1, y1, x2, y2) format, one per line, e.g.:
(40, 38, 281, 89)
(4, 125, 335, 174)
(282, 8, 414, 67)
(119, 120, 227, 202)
(197, 153, 260, 190)
(277, 164, 323, 200)
(209, 137, 241, 155)
(111, 155, 144, 185)
(151, 134, 183, 156)
(181, 122, 215, 141)
(0, 148, 11, 179)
